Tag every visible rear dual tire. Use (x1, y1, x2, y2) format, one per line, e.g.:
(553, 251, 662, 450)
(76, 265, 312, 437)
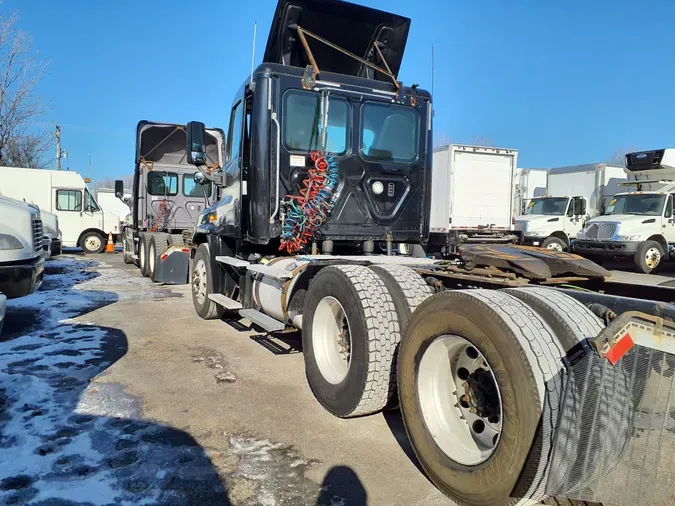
(397, 289, 633, 506)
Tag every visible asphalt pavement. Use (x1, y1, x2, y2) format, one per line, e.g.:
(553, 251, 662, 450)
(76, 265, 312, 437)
(1, 252, 450, 506)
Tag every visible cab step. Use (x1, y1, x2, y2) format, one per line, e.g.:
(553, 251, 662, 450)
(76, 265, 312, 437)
(215, 256, 250, 268)
(208, 293, 243, 310)
(239, 309, 286, 332)
(246, 263, 293, 280)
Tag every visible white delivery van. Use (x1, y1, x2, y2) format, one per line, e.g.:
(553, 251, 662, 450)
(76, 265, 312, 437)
(0, 167, 120, 254)
(576, 148, 675, 273)
(0, 195, 44, 298)
(429, 144, 518, 254)
(513, 163, 626, 251)
(96, 188, 131, 226)
(514, 168, 548, 215)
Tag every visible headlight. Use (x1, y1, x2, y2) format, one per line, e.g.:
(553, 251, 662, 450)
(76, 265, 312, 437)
(526, 231, 545, 237)
(576, 229, 586, 239)
(0, 233, 24, 250)
(617, 235, 641, 241)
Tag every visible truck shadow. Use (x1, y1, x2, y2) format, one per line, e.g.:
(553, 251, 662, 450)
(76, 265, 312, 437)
(315, 465, 368, 505)
(0, 257, 231, 505)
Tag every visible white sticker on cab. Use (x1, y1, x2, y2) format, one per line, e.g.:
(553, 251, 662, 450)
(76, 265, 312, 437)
(290, 155, 306, 167)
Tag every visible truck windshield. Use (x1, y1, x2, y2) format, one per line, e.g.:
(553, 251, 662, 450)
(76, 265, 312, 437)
(361, 102, 419, 163)
(282, 90, 348, 155)
(524, 198, 568, 215)
(605, 194, 665, 216)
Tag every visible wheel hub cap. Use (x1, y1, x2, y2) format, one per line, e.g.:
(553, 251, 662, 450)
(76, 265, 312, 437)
(192, 260, 207, 304)
(417, 334, 503, 465)
(646, 248, 661, 268)
(312, 296, 352, 385)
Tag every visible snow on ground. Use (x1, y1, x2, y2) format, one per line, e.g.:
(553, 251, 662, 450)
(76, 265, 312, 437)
(1, 255, 353, 506)
(0, 256, 227, 505)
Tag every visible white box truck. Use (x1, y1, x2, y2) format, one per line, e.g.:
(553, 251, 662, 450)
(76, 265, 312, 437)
(513, 163, 626, 251)
(514, 168, 548, 215)
(96, 187, 131, 239)
(429, 144, 518, 254)
(0, 195, 44, 298)
(0, 167, 120, 254)
(576, 148, 675, 273)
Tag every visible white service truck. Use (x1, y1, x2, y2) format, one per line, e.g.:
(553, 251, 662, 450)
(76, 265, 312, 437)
(429, 144, 518, 254)
(0, 167, 120, 254)
(96, 187, 132, 228)
(514, 163, 626, 251)
(0, 195, 44, 298)
(514, 167, 548, 215)
(575, 148, 675, 273)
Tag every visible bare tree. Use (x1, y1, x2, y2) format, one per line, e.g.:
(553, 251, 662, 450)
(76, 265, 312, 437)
(608, 145, 637, 166)
(0, 11, 50, 167)
(94, 176, 133, 191)
(3, 128, 49, 167)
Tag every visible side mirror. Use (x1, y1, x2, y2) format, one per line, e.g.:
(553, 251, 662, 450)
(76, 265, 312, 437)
(193, 171, 207, 185)
(186, 121, 207, 166)
(114, 180, 124, 199)
(574, 198, 586, 216)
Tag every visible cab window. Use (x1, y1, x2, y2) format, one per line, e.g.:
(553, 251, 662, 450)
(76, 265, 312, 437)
(665, 195, 673, 217)
(566, 202, 574, 217)
(147, 171, 178, 196)
(183, 174, 212, 198)
(282, 90, 349, 155)
(361, 102, 419, 163)
(227, 101, 244, 164)
(56, 189, 82, 211)
(84, 188, 100, 212)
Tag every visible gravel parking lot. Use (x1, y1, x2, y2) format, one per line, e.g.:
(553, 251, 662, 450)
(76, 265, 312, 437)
(1, 252, 450, 506)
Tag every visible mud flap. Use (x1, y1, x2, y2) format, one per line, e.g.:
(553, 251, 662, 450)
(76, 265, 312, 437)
(538, 313, 675, 505)
(154, 246, 190, 285)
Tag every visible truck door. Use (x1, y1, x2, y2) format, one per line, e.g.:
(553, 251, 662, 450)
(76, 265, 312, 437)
(565, 197, 582, 236)
(663, 194, 675, 244)
(213, 96, 245, 237)
(54, 188, 84, 247)
(82, 187, 105, 232)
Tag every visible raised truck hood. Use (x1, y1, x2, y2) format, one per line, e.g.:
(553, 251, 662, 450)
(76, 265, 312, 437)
(136, 121, 225, 168)
(264, 0, 410, 81)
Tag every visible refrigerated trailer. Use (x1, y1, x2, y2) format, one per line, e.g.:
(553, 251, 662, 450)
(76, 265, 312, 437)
(514, 162, 626, 251)
(429, 144, 518, 254)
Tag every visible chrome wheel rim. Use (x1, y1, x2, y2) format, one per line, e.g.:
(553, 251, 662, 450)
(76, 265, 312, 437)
(192, 259, 208, 305)
(546, 241, 563, 251)
(139, 241, 146, 270)
(149, 243, 156, 274)
(312, 296, 352, 384)
(646, 247, 661, 269)
(85, 235, 101, 252)
(417, 334, 503, 466)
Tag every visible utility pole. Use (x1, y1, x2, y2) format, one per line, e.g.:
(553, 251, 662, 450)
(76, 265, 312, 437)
(55, 125, 61, 170)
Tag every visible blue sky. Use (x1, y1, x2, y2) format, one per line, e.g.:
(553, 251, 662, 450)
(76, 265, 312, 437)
(10, 0, 675, 182)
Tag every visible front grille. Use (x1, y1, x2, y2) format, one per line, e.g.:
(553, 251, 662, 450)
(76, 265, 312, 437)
(32, 215, 43, 253)
(584, 222, 617, 240)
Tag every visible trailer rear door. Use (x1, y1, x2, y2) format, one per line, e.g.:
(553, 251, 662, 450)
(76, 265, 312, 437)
(450, 146, 516, 229)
